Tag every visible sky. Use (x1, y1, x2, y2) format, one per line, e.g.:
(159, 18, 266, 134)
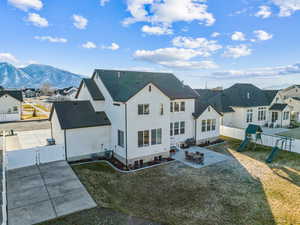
(1, 0, 300, 89)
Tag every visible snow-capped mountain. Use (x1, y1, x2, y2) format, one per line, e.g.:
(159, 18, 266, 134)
(0, 62, 83, 88)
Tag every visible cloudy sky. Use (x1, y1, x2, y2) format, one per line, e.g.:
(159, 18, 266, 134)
(1, 0, 300, 89)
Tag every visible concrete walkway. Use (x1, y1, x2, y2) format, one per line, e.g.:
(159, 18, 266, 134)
(172, 146, 232, 169)
(7, 161, 96, 225)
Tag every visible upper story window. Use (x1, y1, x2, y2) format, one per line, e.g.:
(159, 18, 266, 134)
(174, 102, 180, 112)
(138, 104, 149, 115)
(246, 109, 253, 123)
(171, 101, 185, 112)
(180, 102, 185, 112)
(170, 102, 173, 112)
(160, 104, 164, 115)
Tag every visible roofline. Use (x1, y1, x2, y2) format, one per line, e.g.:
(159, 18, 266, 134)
(74, 80, 84, 99)
(193, 104, 223, 119)
(0, 92, 23, 102)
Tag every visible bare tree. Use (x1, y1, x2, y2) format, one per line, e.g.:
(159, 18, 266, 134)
(40, 82, 54, 96)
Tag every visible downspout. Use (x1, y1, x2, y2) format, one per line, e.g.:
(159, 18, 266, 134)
(194, 117, 197, 143)
(64, 129, 68, 161)
(50, 121, 53, 139)
(125, 103, 128, 167)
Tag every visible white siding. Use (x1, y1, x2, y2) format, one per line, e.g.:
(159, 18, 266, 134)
(50, 108, 64, 145)
(196, 106, 221, 142)
(66, 126, 111, 160)
(77, 83, 105, 112)
(0, 94, 21, 121)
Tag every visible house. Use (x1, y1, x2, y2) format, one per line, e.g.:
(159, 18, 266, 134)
(278, 85, 300, 122)
(195, 84, 291, 129)
(0, 90, 23, 121)
(50, 69, 222, 165)
(53, 86, 79, 101)
(279, 85, 300, 100)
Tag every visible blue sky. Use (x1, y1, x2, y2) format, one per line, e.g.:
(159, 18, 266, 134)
(1, 0, 300, 89)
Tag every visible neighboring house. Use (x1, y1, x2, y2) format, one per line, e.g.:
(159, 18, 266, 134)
(51, 69, 222, 165)
(279, 85, 300, 122)
(279, 85, 300, 100)
(23, 88, 40, 98)
(0, 90, 23, 122)
(195, 84, 291, 129)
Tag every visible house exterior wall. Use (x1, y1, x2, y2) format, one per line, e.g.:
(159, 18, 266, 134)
(126, 83, 171, 164)
(77, 83, 105, 112)
(280, 86, 300, 99)
(0, 94, 21, 121)
(66, 125, 111, 161)
(195, 106, 221, 143)
(286, 98, 300, 122)
(50, 108, 64, 145)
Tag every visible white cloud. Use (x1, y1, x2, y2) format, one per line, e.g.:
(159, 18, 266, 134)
(34, 36, 67, 43)
(102, 42, 120, 50)
(141, 25, 173, 35)
(254, 30, 273, 41)
(0, 53, 19, 63)
(8, 0, 43, 11)
(231, 31, 246, 41)
(172, 36, 222, 56)
(271, 0, 300, 17)
(123, 0, 215, 27)
(134, 47, 218, 69)
(223, 44, 252, 58)
(212, 63, 300, 78)
(211, 32, 220, 38)
(255, 5, 272, 18)
(72, 14, 88, 29)
(27, 13, 48, 27)
(82, 41, 97, 49)
(100, 0, 110, 6)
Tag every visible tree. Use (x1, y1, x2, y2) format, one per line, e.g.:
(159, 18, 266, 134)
(40, 82, 54, 96)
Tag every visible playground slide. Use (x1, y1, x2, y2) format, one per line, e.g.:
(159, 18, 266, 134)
(237, 138, 250, 152)
(266, 147, 280, 163)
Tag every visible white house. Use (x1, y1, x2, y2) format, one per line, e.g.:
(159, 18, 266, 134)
(279, 85, 300, 122)
(195, 84, 291, 129)
(0, 90, 23, 122)
(50, 69, 222, 166)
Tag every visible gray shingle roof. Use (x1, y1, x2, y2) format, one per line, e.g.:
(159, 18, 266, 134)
(194, 89, 222, 102)
(198, 84, 277, 113)
(193, 98, 222, 118)
(292, 97, 300, 101)
(269, 103, 288, 111)
(50, 101, 111, 129)
(76, 79, 104, 101)
(0, 90, 23, 102)
(93, 69, 198, 102)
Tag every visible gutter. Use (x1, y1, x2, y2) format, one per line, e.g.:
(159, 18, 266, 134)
(125, 103, 128, 167)
(64, 129, 68, 161)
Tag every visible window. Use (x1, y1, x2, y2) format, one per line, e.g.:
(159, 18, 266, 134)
(118, 130, 124, 147)
(180, 121, 185, 134)
(180, 102, 185, 111)
(13, 106, 18, 112)
(138, 104, 149, 115)
(174, 102, 180, 112)
(207, 119, 211, 131)
(258, 107, 266, 121)
(202, 120, 206, 132)
(283, 112, 289, 120)
(212, 119, 216, 131)
(174, 122, 179, 135)
(246, 109, 253, 123)
(170, 102, 173, 112)
(160, 104, 164, 115)
(138, 130, 149, 147)
(151, 128, 162, 145)
(170, 123, 173, 136)
(149, 85, 151, 92)
(272, 112, 278, 122)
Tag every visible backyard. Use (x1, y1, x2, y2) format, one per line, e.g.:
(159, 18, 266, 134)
(40, 138, 300, 225)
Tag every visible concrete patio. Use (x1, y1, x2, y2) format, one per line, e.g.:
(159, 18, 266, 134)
(171, 146, 232, 168)
(7, 160, 97, 225)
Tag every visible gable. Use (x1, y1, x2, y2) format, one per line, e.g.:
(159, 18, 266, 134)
(0, 90, 23, 102)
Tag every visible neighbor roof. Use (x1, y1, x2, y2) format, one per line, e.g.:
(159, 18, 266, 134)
(292, 97, 300, 101)
(201, 84, 277, 113)
(269, 103, 288, 111)
(50, 101, 111, 129)
(0, 90, 23, 102)
(93, 69, 198, 102)
(75, 78, 104, 101)
(193, 98, 222, 118)
(194, 89, 222, 103)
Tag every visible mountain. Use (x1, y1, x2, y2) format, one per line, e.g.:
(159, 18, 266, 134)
(0, 62, 83, 88)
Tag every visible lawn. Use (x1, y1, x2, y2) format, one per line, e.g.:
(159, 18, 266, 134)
(40, 138, 300, 225)
(277, 127, 300, 139)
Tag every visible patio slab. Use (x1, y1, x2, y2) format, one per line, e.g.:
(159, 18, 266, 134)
(7, 161, 97, 225)
(172, 146, 232, 169)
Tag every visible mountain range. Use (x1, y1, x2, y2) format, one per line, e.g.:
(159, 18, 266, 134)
(0, 62, 83, 88)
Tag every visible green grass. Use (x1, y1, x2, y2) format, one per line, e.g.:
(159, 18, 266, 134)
(40, 138, 300, 225)
(277, 127, 300, 139)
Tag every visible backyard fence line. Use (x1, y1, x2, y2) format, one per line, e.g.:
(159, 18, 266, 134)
(220, 125, 300, 154)
(2, 134, 7, 225)
(7, 144, 66, 170)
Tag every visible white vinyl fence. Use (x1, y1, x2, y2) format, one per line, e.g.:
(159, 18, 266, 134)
(6, 144, 65, 170)
(220, 125, 300, 154)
